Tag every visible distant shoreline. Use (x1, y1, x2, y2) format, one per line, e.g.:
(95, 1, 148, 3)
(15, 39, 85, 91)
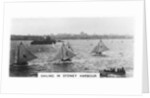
(11, 34, 133, 41)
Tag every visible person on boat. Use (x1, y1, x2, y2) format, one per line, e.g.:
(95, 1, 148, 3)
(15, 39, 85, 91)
(98, 52, 102, 55)
(117, 68, 120, 73)
(121, 67, 126, 73)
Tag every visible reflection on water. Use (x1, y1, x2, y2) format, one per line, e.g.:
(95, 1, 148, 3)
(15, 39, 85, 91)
(10, 62, 75, 77)
(51, 62, 75, 72)
(10, 64, 38, 77)
(92, 54, 108, 57)
(10, 62, 130, 78)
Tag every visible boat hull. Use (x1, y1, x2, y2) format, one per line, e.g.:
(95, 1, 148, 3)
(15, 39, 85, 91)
(30, 40, 56, 45)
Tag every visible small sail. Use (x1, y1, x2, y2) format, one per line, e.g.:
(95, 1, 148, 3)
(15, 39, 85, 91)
(52, 43, 75, 62)
(91, 39, 109, 54)
(16, 42, 37, 64)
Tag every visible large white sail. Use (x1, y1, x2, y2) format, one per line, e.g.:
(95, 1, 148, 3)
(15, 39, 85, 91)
(91, 40, 109, 54)
(66, 42, 74, 52)
(65, 46, 76, 59)
(53, 42, 75, 61)
(52, 43, 65, 61)
(16, 42, 37, 64)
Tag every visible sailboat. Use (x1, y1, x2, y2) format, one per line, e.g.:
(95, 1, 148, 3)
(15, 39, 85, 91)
(91, 39, 109, 55)
(15, 42, 37, 65)
(52, 42, 76, 63)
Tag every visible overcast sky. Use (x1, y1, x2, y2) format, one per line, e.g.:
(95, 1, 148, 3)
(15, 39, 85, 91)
(12, 17, 134, 35)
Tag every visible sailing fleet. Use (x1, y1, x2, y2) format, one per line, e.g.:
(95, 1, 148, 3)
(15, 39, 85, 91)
(12, 39, 127, 77)
(14, 39, 108, 65)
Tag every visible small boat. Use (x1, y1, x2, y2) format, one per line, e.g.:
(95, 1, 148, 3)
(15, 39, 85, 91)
(99, 67, 126, 77)
(14, 42, 37, 65)
(52, 42, 76, 64)
(31, 36, 56, 45)
(91, 39, 109, 55)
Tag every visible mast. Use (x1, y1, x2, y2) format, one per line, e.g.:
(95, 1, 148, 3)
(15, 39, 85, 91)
(62, 43, 68, 60)
(16, 43, 20, 64)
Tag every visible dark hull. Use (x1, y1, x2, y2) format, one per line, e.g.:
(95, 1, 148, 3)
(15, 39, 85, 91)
(10, 63, 38, 77)
(99, 68, 126, 77)
(30, 40, 56, 45)
(100, 71, 126, 77)
(102, 71, 125, 75)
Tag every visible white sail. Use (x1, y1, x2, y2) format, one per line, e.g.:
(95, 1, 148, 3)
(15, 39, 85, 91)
(66, 42, 74, 51)
(16, 42, 37, 64)
(91, 43, 99, 53)
(91, 40, 109, 54)
(52, 43, 65, 61)
(53, 43, 75, 61)
(98, 40, 109, 52)
(65, 46, 76, 59)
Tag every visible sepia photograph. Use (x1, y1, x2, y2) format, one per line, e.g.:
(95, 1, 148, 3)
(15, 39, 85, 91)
(9, 18, 134, 78)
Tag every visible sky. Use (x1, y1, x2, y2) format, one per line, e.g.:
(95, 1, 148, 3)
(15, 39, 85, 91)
(11, 17, 134, 35)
